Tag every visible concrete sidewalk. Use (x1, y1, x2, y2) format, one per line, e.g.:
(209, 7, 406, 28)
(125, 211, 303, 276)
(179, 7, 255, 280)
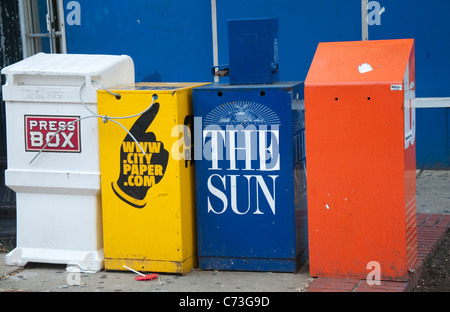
(0, 170, 448, 292)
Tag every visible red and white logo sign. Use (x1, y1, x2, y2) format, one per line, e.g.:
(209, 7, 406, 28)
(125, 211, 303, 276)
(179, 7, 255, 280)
(25, 115, 81, 152)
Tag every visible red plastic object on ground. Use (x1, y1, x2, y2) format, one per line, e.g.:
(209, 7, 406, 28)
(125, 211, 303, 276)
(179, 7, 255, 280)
(123, 265, 159, 281)
(135, 274, 159, 281)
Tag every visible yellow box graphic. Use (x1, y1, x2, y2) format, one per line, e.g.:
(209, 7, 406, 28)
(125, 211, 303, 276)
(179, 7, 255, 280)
(97, 82, 209, 275)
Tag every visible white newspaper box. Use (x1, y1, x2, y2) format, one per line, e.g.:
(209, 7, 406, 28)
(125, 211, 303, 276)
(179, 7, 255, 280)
(1, 53, 134, 272)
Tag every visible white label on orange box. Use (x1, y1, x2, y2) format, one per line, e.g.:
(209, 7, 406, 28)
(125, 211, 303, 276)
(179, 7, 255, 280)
(403, 61, 415, 150)
(24, 115, 81, 153)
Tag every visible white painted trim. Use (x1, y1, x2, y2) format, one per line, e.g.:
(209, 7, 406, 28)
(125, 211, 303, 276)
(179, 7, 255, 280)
(18, 0, 27, 59)
(415, 97, 450, 108)
(57, 0, 67, 54)
(211, 0, 219, 83)
(18, 0, 67, 57)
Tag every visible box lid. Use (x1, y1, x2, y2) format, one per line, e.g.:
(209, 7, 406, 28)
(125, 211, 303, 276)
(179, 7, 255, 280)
(1, 53, 134, 103)
(1, 52, 131, 76)
(305, 39, 414, 85)
(193, 81, 303, 91)
(107, 82, 211, 93)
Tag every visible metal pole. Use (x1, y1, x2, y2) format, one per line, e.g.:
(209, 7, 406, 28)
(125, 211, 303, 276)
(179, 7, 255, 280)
(211, 0, 219, 83)
(361, 0, 368, 40)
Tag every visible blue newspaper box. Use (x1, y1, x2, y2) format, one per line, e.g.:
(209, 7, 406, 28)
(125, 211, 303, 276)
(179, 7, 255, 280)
(193, 82, 307, 272)
(227, 18, 279, 85)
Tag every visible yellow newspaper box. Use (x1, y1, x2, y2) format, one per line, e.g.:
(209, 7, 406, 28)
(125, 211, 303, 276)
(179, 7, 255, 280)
(97, 82, 208, 275)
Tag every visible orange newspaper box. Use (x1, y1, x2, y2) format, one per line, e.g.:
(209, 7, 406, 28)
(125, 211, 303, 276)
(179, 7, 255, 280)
(305, 39, 417, 281)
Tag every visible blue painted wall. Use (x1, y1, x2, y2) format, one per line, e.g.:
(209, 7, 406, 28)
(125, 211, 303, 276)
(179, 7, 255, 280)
(368, 1, 450, 168)
(62, 0, 450, 168)
(63, 0, 361, 83)
(64, 0, 212, 83)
